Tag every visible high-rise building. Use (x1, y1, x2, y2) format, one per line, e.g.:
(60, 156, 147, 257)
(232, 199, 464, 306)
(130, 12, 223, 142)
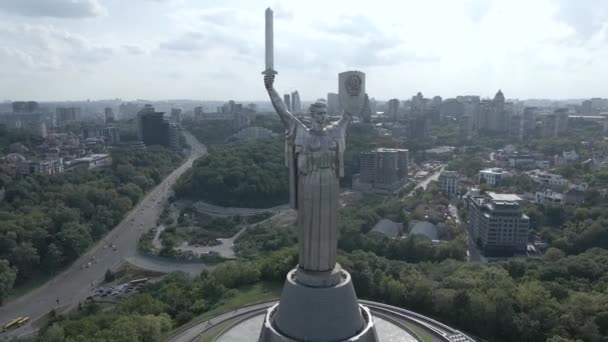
(486, 90, 506, 131)
(356, 148, 408, 192)
(170, 108, 182, 126)
(56, 107, 81, 126)
(581, 100, 593, 115)
(508, 114, 523, 141)
(104, 107, 115, 123)
(12, 101, 39, 113)
(438, 171, 460, 196)
(522, 107, 537, 140)
(408, 114, 428, 141)
(386, 99, 400, 121)
(0, 112, 47, 137)
(441, 98, 464, 121)
(466, 192, 529, 256)
(327, 92, 340, 114)
(137, 104, 177, 149)
(411, 92, 425, 116)
(291, 91, 301, 112)
(283, 94, 291, 111)
(459, 115, 473, 141)
(194, 106, 204, 119)
(118, 102, 139, 120)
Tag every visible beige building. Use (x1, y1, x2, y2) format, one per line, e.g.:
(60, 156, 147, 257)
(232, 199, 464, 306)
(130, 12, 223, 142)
(466, 192, 529, 256)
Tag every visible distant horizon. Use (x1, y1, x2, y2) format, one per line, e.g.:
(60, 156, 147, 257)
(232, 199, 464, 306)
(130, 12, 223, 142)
(0, 97, 599, 104)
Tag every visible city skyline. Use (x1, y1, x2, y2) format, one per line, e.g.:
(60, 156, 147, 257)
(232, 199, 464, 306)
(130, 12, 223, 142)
(1, 0, 608, 101)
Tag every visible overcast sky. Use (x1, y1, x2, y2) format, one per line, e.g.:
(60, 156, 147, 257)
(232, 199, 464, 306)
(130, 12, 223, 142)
(0, 0, 607, 101)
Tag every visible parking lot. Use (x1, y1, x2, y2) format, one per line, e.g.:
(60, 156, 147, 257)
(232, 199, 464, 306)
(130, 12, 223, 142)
(88, 280, 147, 300)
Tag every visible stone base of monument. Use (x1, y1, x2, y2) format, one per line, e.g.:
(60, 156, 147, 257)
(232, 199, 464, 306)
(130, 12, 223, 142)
(258, 267, 379, 342)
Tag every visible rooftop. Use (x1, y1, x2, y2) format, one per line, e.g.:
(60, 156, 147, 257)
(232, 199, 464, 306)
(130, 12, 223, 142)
(488, 192, 522, 202)
(409, 221, 439, 240)
(375, 147, 409, 153)
(370, 219, 403, 238)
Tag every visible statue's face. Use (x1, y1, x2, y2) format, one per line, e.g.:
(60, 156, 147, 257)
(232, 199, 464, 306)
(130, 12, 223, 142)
(311, 107, 327, 125)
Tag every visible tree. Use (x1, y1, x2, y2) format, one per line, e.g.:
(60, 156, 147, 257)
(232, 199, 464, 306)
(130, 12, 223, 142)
(104, 269, 115, 282)
(0, 259, 16, 304)
(40, 323, 65, 342)
(543, 248, 566, 262)
(117, 294, 168, 315)
(43, 243, 63, 273)
(56, 222, 92, 260)
(11, 242, 40, 281)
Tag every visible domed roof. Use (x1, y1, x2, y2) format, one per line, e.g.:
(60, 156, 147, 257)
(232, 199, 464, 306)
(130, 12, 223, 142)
(494, 89, 505, 99)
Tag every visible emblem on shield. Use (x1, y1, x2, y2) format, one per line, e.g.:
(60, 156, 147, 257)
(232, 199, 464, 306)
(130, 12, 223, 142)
(339, 71, 366, 116)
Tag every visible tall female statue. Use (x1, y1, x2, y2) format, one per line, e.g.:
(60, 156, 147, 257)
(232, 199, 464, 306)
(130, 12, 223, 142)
(264, 73, 356, 273)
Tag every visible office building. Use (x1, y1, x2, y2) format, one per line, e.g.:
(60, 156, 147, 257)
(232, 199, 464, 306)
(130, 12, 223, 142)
(438, 171, 460, 196)
(386, 99, 400, 121)
(291, 91, 301, 112)
(118, 102, 139, 120)
(508, 114, 523, 141)
(17, 158, 64, 176)
(283, 94, 291, 111)
(529, 171, 568, 187)
(581, 100, 593, 115)
(12, 101, 39, 113)
(170, 108, 182, 126)
(535, 190, 563, 205)
(104, 107, 115, 123)
(479, 168, 510, 186)
(82, 125, 120, 145)
(327, 92, 340, 114)
(194, 106, 204, 119)
(459, 115, 473, 141)
(0, 112, 47, 137)
(356, 148, 408, 193)
(411, 92, 425, 115)
(137, 105, 177, 149)
(56, 107, 81, 126)
(408, 114, 428, 141)
(466, 192, 529, 256)
(441, 98, 464, 121)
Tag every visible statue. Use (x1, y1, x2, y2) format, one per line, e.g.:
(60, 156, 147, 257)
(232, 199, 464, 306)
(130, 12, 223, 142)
(264, 74, 351, 272)
(258, 8, 377, 342)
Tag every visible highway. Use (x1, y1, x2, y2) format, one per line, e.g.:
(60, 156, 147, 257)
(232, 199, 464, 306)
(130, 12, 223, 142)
(0, 131, 207, 340)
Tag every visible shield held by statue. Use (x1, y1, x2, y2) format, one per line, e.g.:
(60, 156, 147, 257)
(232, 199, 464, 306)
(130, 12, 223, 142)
(338, 71, 366, 116)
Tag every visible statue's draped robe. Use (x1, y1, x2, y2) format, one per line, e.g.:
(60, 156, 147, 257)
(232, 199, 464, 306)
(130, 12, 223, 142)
(285, 119, 346, 272)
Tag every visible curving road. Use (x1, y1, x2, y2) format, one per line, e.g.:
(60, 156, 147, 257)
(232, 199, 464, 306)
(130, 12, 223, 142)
(0, 131, 207, 340)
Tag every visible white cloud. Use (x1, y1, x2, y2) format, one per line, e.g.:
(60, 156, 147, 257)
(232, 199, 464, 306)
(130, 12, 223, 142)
(1, 0, 608, 100)
(0, 0, 106, 18)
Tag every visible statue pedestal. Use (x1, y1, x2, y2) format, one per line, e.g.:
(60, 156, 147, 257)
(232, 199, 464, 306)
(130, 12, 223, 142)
(258, 267, 379, 342)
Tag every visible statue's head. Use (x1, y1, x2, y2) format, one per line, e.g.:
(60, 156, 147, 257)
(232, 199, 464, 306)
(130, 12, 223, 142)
(309, 99, 327, 127)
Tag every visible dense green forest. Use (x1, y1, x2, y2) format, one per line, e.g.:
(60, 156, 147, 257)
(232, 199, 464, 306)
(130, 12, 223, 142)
(182, 118, 236, 145)
(0, 146, 181, 303)
(174, 138, 289, 208)
(31, 246, 608, 342)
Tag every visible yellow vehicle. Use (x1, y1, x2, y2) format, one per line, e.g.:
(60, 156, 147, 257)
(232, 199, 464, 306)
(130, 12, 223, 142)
(16, 317, 30, 325)
(2, 317, 23, 332)
(129, 277, 149, 285)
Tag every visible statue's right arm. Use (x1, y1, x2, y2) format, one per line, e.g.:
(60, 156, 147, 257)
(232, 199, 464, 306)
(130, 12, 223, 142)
(264, 74, 296, 128)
